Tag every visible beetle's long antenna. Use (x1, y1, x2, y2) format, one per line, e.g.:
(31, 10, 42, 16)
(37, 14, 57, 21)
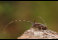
(33, 18, 36, 25)
(38, 16, 47, 26)
(2, 20, 16, 31)
(32, 16, 38, 27)
(32, 16, 36, 25)
(2, 19, 32, 31)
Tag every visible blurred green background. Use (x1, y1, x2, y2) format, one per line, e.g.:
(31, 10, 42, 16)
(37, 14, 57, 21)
(0, 1, 58, 39)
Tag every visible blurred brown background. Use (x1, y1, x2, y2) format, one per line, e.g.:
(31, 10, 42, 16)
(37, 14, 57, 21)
(0, 1, 58, 39)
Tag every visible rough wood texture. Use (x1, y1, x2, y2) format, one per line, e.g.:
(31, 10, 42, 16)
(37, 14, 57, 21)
(17, 27, 58, 39)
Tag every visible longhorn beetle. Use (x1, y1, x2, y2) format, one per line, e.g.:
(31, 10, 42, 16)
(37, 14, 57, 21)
(32, 16, 47, 30)
(3, 16, 47, 31)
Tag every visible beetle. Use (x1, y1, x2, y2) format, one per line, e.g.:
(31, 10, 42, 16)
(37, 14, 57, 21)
(32, 23, 47, 30)
(4, 16, 47, 30)
(32, 16, 47, 30)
